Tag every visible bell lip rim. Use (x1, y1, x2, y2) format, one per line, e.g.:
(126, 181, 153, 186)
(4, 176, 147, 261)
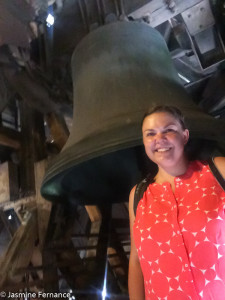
(42, 115, 225, 183)
(42, 136, 143, 185)
(41, 111, 225, 199)
(41, 128, 223, 189)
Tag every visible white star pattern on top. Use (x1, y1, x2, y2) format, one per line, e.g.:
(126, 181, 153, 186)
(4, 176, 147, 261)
(133, 161, 225, 300)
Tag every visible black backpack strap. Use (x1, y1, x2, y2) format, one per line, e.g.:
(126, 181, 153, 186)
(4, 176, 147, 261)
(208, 157, 225, 191)
(133, 175, 154, 216)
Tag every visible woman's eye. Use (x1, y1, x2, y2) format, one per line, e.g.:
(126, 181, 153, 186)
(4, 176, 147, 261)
(146, 132, 155, 137)
(164, 128, 175, 133)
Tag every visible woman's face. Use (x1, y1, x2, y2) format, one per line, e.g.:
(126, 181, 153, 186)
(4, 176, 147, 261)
(142, 112, 189, 169)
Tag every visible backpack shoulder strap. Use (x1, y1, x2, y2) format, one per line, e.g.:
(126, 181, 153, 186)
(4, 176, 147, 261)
(133, 175, 154, 216)
(208, 157, 225, 191)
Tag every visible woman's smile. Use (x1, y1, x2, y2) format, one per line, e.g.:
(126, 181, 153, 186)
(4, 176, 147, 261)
(155, 147, 172, 153)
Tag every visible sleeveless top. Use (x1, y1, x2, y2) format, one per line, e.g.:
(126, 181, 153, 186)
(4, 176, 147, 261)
(133, 160, 225, 300)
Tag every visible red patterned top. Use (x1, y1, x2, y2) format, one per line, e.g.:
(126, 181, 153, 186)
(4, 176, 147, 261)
(133, 160, 225, 300)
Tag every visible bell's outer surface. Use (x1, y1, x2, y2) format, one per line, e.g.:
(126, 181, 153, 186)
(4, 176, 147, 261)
(41, 21, 225, 204)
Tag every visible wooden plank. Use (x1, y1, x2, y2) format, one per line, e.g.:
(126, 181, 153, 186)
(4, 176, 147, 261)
(0, 196, 35, 210)
(42, 204, 63, 292)
(85, 206, 102, 258)
(0, 162, 10, 204)
(32, 111, 47, 161)
(8, 161, 19, 201)
(41, 203, 84, 292)
(0, 132, 20, 149)
(0, 208, 38, 287)
(42, 248, 59, 292)
(108, 229, 129, 283)
(129, 0, 204, 28)
(85, 205, 102, 223)
(94, 204, 112, 290)
(34, 160, 52, 249)
(30, 246, 43, 280)
(108, 247, 126, 275)
(18, 101, 36, 198)
(45, 112, 69, 151)
(0, 161, 20, 203)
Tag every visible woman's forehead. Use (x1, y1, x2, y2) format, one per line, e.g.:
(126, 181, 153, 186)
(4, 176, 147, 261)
(143, 112, 180, 127)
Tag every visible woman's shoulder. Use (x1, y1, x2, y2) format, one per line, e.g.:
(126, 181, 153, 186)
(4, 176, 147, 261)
(129, 185, 137, 214)
(212, 157, 225, 179)
(129, 185, 137, 202)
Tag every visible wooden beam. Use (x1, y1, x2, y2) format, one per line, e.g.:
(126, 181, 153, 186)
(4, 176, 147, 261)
(45, 112, 69, 151)
(0, 132, 20, 149)
(30, 246, 43, 280)
(8, 161, 20, 201)
(34, 160, 52, 249)
(32, 111, 47, 161)
(0, 195, 36, 210)
(0, 161, 20, 203)
(41, 203, 86, 293)
(0, 219, 4, 234)
(85, 205, 102, 222)
(18, 101, 36, 197)
(18, 102, 46, 199)
(42, 204, 60, 293)
(0, 162, 10, 204)
(85, 205, 102, 258)
(42, 248, 59, 292)
(94, 204, 111, 290)
(107, 229, 129, 292)
(0, 208, 38, 287)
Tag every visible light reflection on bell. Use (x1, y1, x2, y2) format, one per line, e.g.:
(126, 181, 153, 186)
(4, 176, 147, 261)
(41, 21, 225, 205)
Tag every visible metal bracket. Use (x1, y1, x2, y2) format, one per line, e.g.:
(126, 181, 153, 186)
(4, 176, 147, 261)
(181, 0, 215, 36)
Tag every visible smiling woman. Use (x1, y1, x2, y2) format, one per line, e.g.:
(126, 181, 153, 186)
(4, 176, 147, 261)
(142, 108, 189, 181)
(128, 105, 225, 300)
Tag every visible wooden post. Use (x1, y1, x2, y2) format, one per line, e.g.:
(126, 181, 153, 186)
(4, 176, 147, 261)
(42, 205, 59, 292)
(0, 162, 10, 204)
(8, 161, 19, 201)
(34, 159, 52, 249)
(0, 161, 20, 203)
(0, 121, 21, 150)
(18, 101, 46, 198)
(85, 205, 102, 258)
(0, 207, 37, 288)
(93, 204, 112, 293)
(18, 101, 36, 197)
(45, 112, 69, 151)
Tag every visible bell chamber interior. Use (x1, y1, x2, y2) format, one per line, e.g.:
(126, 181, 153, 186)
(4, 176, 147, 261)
(41, 21, 225, 205)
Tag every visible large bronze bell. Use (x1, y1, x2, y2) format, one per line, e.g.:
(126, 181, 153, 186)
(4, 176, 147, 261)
(41, 21, 225, 205)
